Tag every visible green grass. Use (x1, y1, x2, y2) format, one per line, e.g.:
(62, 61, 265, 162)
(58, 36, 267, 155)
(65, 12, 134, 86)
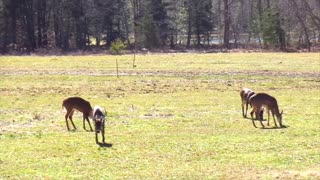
(0, 53, 319, 179)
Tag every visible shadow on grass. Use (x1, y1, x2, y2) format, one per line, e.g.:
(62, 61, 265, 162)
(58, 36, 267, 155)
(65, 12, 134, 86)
(261, 125, 289, 130)
(68, 129, 94, 132)
(243, 117, 289, 129)
(97, 142, 113, 148)
(244, 117, 267, 121)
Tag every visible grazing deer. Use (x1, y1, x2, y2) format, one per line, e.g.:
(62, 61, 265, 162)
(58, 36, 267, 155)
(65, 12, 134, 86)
(93, 106, 106, 144)
(240, 88, 257, 118)
(62, 97, 93, 131)
(249, 93, 283, 128)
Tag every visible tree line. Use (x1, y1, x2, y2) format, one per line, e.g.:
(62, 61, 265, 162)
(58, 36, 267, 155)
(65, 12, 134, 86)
(0, 0, 319, 54)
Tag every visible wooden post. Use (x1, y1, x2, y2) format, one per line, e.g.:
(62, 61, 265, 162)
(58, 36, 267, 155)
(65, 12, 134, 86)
(116, 58, 119, 78)
(133, 42, 136, 68)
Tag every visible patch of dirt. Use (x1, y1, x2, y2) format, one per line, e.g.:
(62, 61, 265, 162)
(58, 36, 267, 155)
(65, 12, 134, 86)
(0, 108, 63, 134)
(1, 69, 319, 78)
(0, 86, 67, 96)
(1, 68, 319, 98)
(0, 78, 230, 97)
(1, 71, 319, 99)
(140, 112, 174, 119)
(270, 169, 320, 179)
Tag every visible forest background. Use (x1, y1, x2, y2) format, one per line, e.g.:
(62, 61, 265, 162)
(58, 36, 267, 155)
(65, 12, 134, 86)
(0, 0, 319, 54)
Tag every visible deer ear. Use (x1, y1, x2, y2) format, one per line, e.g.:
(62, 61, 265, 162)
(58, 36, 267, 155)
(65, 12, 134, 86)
(281, 110, 283, 115)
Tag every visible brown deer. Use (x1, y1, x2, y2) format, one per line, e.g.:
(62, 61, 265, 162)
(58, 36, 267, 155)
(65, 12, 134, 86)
(240, 87, 257, 118)
(62, 97, 93, 131)
(93, 106, 106, 144)
(249, 93, 283, 128)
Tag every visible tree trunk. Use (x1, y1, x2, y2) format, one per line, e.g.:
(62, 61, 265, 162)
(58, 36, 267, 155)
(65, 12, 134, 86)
(257, 0, 263, 46)
(123, 9, 131, 46)
(186, 0, 192, 48)
(131, 0, 142, 48)
(36, 0, 47, 48)
(301, 0, 320, 30)
(247, 0, 254, 43)
(96, 36, 101, 47)
(9, 0, 17, 45)
(232, 24, 238, 48)
(266, 0, 270, 9)
(275, 13, 286, 51)
(22, 0, 36, 51)
(170, 31, 175, 49)
(2, 5, 9, 53)
(218, 0, 222, 43)
(53, 0, 61, 48)
(289, 0, 311, 52)
(223, 0, 232, 49)
(195, 15, 201, 47)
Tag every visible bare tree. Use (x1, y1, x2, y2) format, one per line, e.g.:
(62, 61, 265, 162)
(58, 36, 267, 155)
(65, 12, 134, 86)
(223, 0, 234, 49)
(301, 0, 320, 31)
(289, 0, 311, 52)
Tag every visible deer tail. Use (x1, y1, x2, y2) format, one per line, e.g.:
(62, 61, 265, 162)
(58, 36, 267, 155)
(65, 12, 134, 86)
(61, 101, 66, 112)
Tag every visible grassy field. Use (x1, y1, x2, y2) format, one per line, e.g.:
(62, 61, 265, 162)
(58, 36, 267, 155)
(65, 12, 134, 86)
(0, 53, 319, 179)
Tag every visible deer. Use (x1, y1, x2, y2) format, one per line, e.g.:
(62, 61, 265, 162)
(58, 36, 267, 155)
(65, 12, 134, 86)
(93, 106, 107, 144)
(62, 97, 93, 131)
(240, 87, 263, 119)
(249, 93, 283, 128)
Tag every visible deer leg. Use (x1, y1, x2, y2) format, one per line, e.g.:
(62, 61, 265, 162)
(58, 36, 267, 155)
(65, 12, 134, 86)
(278, 116, 283, 128)
(252, 106, 264, 128)
(250, 109, 257, 128)
(272, 110, 278, 127)
(245, 102, 249, 118)
(259, 118, 265, 128)
(241, 101, 245, 118)
(69, 110, 77, 130)
(255, 109, 264, 128)
(82, 114, 86, 130)
(95, 132, 99, 144)
(259, 108, 264, 120)
(85, 115, 93, 131)
(267, 109, 270, 126)
(273, 115, 278, 127)
(254, 110, 259, 120)
(102, 125, 105, 143)
(65, 111, 71, 131)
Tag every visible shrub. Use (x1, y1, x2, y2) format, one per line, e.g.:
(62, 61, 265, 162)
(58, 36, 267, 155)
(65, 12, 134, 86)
(110, 39, 127, 55)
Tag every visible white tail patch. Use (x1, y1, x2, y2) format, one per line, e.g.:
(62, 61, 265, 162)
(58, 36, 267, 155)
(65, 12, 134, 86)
(93, 105, 107, 144)
(62, 106, 67, 113)
(93, 106, 106, 117)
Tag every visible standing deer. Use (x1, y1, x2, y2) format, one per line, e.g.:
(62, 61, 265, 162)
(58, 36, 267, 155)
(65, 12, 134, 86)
(240, 87, 260, 118)
(93, 106, 106, 144)
(249, 93, 283, 128)
(62, 97, 93, 131)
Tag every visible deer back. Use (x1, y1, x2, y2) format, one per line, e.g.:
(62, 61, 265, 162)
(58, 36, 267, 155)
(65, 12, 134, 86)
(240, 88, 255, 101)
(93, 106, 106, 132)
(63, 97, 93, 114)
(93, 106, 106, 120)
(249, 93, 279, 110)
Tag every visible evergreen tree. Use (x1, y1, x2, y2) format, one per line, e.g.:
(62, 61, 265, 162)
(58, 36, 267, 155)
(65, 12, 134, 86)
(140, 0, 170, 49)
(261, 9, 279, 47)
(261, 9, 285, 49)
(0, 0, 318, 53)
